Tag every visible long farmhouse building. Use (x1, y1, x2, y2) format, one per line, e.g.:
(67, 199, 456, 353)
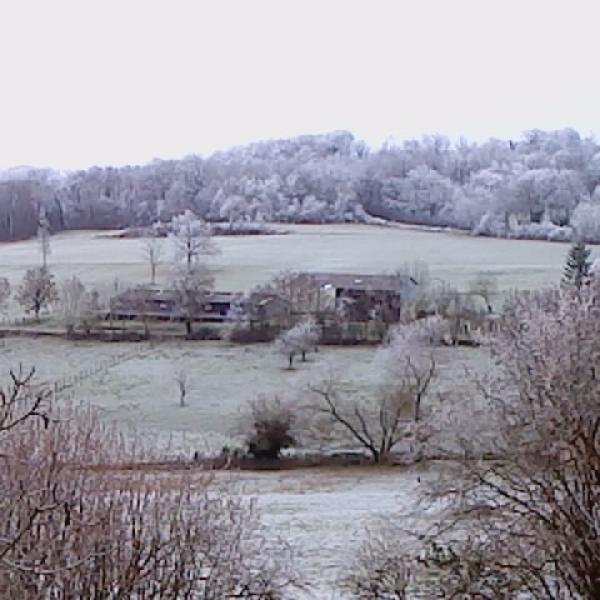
(107, 272, 417, 326)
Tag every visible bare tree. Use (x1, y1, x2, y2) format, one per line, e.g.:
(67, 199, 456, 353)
(347, 285, 600, 597)
(275, 329, 300, 370)
(0, 366, 50, 432)
(124, 286, 154, 338)
(305, 366, 435, 464)
(141, 236, 163, 285)
(302, 327, 436, 463)
(168, 210, 217, 337)
(394, 260, 433, 319)
(297, 318, 321, 360)
(258, 270, 314, 326)
(174, 369, 188, 407)
(16, 267, 58, 321)
(37, 209, 51, 269)
(172, 263, 214, 336)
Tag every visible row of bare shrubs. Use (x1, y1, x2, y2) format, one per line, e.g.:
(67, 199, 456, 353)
(0, 368, 296, 598)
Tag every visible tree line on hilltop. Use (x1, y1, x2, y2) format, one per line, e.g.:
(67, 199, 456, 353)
(3, 128, 600, 242)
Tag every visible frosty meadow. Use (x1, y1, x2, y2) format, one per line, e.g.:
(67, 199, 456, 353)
(1, 216, 599, 596)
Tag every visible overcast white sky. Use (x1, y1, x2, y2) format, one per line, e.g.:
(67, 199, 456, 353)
(1, 0, 598, 169)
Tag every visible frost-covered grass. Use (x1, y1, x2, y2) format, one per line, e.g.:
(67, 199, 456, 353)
(220, 465, 435, 598)
(0, 223, 592, 302)
(0, 336, 485, 455)
(0, 222, 499, 452)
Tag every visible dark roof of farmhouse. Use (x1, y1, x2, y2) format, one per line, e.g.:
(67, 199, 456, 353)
(296, 273, 418, 292)
(113, 288, 235, 305)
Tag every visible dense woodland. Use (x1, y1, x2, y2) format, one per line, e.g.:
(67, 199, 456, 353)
(3, 128, 600, 242)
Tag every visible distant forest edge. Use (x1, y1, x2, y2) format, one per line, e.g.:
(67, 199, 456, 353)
(2, 128, 600, 242)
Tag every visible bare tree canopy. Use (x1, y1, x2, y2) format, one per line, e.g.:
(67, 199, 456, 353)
(141, 236, 163, 285)
(347, 284, 600, 598)
(59, 276, 98, 334)
(0, 370, 298, 597)
(302, 322, 436, 463)
(171, 263, 214, 335)
(168, 210, 217, 336)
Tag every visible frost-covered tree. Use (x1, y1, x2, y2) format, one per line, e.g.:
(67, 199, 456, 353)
(171, 263, 214, 336)
(275, 319, 321, 369)
(468, 273, 498, 313)
(37, 209, 51, 269)
(347, 286, 600, 597)
(16, 267, 58, 321)
(219, 194, 248, 231)
(4, 127, 600, 243)
(0, 277, 11, 315)
(169, 210, 217, 336)
(59, 276, 97, 334)
(570, 201, 600, 243)
(141, 235, 163, 285)
(169, 210, 216, 267)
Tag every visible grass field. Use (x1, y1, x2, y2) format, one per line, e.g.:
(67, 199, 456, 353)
(0, 223, 591, 301)
(0, 336, 485, 455)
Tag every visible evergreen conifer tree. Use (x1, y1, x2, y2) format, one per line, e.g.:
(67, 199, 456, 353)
(562, 241, 591, 290)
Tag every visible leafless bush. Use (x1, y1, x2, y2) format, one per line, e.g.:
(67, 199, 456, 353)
(0, 370, 297, 597)
(342, 526, 414, 599)
(226, 322, 279, 344)
(242, 395, 296, 459)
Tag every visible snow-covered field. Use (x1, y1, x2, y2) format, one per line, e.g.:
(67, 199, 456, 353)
(220, 465, 435, 598)
(0, 337, 485, 455)
(0, 223, 589, 298)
